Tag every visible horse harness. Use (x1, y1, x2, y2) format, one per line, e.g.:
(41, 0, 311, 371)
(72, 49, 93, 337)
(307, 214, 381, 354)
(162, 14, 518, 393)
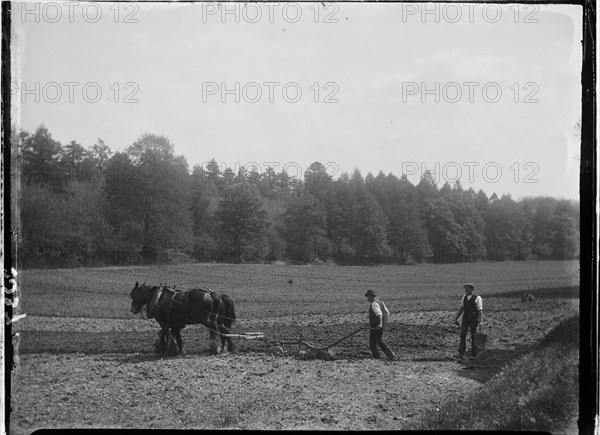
(147, 285, 223, 325)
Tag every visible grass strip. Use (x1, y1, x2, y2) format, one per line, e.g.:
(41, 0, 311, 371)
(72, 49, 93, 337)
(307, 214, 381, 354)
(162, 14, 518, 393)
(410, 315, 579, 432)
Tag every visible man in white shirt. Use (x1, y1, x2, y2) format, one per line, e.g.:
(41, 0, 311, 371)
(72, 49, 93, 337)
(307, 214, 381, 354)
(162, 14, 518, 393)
(453, 283, 483, 359)
(365, 289, 396, 361)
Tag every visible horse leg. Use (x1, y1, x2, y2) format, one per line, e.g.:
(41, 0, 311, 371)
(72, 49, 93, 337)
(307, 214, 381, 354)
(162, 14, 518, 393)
(218, 322, 236, 354)
(164, 329, 178, 357)
(172, 328, 185, 356)
(155, 328, 168, 356)
(206, 321, 222, 355)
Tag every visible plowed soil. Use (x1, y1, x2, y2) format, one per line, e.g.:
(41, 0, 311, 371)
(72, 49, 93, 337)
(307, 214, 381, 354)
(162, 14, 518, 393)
(10, 297, 578, 432)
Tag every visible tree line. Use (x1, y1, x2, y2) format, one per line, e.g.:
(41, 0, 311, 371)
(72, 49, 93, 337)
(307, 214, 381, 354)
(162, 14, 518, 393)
(11, 125, 580, 268)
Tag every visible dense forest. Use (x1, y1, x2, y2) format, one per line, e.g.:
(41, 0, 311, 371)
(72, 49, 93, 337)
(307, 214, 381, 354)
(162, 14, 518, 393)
(10, 125, 580, 268)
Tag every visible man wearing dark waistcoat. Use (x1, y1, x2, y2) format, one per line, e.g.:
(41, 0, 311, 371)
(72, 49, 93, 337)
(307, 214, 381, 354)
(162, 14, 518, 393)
(453, 283, 483, 359)
(365, 290, 396, 361)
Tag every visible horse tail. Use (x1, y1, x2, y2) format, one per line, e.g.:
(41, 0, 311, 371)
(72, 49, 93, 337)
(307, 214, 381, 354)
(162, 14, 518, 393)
(221, 294, 236, 328)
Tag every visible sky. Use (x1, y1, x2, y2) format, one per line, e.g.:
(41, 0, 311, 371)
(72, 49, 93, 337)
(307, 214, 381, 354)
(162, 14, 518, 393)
(11, 2, 582, 201)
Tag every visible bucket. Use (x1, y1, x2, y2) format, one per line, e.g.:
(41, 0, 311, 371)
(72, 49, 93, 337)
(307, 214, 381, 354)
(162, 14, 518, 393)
(474, 325, 487, 350)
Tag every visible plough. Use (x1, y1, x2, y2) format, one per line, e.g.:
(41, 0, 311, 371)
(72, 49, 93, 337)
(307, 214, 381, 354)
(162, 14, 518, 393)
(224, 325, 372, 360)
(276, 326, 371, 360)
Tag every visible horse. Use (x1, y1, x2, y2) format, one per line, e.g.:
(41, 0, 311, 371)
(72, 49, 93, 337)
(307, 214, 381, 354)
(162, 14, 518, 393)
(130, 282, 237, 356)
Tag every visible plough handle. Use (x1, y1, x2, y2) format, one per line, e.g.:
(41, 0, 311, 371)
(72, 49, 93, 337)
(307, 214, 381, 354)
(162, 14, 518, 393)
(314, 325, 371, 351)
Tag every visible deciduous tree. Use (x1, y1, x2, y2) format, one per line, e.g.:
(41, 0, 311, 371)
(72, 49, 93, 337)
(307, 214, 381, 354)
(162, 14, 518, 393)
(214, 182, 270, 262)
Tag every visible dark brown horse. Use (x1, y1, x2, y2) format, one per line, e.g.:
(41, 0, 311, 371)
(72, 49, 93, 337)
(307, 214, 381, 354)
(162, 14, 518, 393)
(130, 282, 236, 356)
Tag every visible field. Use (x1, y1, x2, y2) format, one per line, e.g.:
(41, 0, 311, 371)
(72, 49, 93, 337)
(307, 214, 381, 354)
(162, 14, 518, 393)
(10, 260, 580, 432)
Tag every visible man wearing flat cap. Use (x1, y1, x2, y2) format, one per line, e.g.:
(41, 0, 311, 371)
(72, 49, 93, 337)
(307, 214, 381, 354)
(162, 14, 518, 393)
(365, 290, 396, 361)
(453, 283, 483, 359)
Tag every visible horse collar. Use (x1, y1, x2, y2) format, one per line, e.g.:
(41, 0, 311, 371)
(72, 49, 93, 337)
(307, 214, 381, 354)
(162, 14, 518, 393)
(146, 286, 164, 319)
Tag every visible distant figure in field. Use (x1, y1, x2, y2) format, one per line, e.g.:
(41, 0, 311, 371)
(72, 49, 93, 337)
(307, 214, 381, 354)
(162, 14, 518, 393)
(365, 289, 396, 361)
(521, 293, 536, 303)
(453, 283, 483, 359)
